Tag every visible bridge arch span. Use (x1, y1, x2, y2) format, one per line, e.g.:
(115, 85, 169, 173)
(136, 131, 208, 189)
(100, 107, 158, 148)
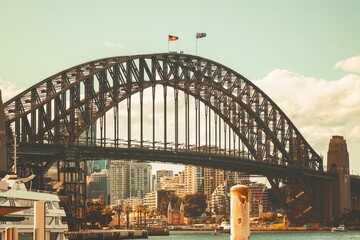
(3, 53, 327, 226)
(5, 53, 322, 171)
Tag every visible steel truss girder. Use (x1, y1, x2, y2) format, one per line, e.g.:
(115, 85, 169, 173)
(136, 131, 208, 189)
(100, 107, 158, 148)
(268, 175, 324, 226)
(5, 53, 322, 169)
(4, 53, 325, 225)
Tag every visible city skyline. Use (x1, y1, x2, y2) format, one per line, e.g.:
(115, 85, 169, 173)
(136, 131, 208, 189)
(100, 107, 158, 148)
(0, 1, 359, 173)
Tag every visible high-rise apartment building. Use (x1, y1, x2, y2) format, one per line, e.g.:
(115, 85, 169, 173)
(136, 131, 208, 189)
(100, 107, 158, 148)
(110, 160, 152, 205)
(176, 171, 185, 185)
(203, 168, 225, 204)
(156, 170, 173, 189)
(211, 179, 232, 215)
(129, 161, 152, 199)
(249, 182, 268, 217)
(225, 171, 249, 184)
(184, 165, 203, 194)
(211, 181, 268, 217)
(110, 160, 130, 205)
(184, 165, 225, 203)
(144, 189, 175, 211)
(87, 169, 110, 204)
(157, 176, 185, 198)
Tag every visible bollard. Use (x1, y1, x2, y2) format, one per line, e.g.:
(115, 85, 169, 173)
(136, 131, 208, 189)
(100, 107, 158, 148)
(230, 184, 250, 240)
(34, 200, 45, 240)
(5, 227, 18, 240)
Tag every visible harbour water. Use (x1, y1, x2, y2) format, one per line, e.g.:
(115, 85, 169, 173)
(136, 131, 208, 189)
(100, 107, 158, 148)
(148, 231, 360, 240)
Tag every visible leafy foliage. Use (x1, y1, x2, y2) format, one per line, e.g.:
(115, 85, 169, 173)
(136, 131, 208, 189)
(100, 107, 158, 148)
(183, 193, 207, 218)
(112, 204, 123, 228)
(86, 199, 114, 228)
(158, 191, 182, 216)
(123, 203, 133, 229)
(86, 199, 103, 228)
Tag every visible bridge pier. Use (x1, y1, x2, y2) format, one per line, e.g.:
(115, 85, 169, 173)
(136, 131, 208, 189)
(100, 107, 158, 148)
(324, 136, 351, 222)
(61, 148, 87, 230)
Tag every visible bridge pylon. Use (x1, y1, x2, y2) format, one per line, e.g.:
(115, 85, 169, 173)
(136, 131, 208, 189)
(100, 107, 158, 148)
(60, 148, 86, 230)
(324, 136, 351, 222)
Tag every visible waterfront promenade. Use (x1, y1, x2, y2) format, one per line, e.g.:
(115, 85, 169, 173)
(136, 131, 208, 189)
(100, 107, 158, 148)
(148, 230, 360, 240)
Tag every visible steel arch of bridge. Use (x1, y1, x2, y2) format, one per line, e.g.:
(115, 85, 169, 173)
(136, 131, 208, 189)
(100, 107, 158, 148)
(4, 53, 326, 225)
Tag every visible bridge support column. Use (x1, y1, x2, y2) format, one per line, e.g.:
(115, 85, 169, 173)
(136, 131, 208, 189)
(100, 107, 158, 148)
(61, 148, 86, 230)
(0, 91, 7, 175)
(324, 136, 351, 221)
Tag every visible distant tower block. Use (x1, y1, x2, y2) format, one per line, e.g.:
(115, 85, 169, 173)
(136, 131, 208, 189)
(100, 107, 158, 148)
(327, 136, 351, 217)
(0, 90, 7, 175)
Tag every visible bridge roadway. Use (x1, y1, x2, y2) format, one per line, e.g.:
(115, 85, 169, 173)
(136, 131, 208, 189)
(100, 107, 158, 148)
(17, 143, 335, 181)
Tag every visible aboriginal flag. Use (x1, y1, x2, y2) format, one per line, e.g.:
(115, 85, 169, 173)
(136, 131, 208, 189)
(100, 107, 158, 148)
(196, 33, 206, 39)
(168, 35, 179, 41)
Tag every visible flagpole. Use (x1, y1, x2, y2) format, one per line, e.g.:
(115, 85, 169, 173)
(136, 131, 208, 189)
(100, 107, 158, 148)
(196, 37, 198, 56)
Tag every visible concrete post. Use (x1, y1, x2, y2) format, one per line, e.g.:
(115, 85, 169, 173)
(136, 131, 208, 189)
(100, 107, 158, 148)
(230, 184, 250, 240)
(5, 227, 18, 240)
(34, 200, 45, 240)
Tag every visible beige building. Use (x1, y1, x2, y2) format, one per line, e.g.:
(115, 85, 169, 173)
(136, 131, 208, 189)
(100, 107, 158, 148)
(211, 180, 268, 217)
(248, 182, 268, 218)
(156, 170, 173, 189)
(203, 168, 225, 204)
(184, 165, 203, 194)
(211, 179, 232, 215)
(143, 189, 175, 212)
(157, 176, 185, 198)
(110, 160, 129, 205)
(177, 171, 185, 185)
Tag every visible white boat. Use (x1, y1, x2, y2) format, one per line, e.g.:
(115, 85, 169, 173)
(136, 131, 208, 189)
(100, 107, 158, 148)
(331, 224, 347, 232)
(0, 174, 68, 240)
(218, 221, 230, 233)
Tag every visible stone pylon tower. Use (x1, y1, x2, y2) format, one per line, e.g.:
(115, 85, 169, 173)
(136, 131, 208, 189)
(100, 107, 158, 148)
(0, 90, 7, 176)
(327, 136, 351, 218)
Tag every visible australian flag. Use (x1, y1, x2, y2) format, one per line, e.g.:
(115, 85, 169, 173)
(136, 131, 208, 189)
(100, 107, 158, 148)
(196, 32, 207, 39)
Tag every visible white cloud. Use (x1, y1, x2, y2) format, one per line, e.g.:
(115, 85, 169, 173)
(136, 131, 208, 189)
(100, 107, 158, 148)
(0, 78, 23, 102)
(104, 41, 125, 49)
(334, 55, 360, 73)
(253, 70, 360, 163)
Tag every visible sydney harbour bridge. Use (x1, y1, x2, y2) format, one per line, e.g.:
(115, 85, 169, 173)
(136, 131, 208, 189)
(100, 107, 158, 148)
(1, 53, 357, 227)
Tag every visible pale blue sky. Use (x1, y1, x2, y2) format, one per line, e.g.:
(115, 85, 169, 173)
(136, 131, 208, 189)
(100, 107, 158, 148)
(1, 0, 360, 173)
(1, 0, 359, 85)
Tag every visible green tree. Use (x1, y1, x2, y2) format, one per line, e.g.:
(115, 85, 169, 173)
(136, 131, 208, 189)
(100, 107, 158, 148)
(123, 203, 133, 229)
(142, 204, 149, 228)
(184, 193, 207, 218)
(148, 208, 157, 219)
(86, 199, 102, 228)
(98, 194, 106, 205)
(135, 203, 142, 228)
(101, 206, 113, 227)
(158, 191, 182, 216)
(112, 204, 123, 229)
(135, 203, 149, 228)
